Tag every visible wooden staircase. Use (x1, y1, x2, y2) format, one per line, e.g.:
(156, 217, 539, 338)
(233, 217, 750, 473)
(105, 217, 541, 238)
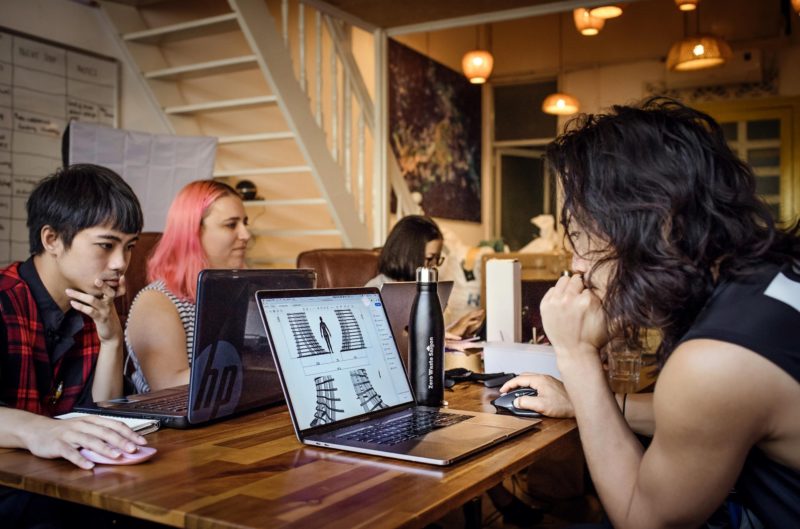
(100, 0, 420, 266)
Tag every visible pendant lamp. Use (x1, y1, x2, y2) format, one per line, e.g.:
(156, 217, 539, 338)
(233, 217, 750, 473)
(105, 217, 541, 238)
(666, 6, 731, 71)
(462, 25, 494, 84)
(542, 13, 580, 116)
(666, 35, 732, 71)
(573, 8, 605, 36)
(792, 0, 800, 15)
(542, 93, 581, 115)
(589, 5, 623, 19)
(675, 0, 699, 11)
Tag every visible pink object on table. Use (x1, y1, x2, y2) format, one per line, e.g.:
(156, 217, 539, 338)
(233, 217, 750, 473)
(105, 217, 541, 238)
(79, 446, 157, 465)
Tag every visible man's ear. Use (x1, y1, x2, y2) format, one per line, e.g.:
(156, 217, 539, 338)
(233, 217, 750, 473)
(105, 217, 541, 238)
(40, 225, 62, 255)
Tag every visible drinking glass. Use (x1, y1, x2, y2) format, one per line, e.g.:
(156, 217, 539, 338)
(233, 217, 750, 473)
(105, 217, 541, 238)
(606, 340, 642, 394)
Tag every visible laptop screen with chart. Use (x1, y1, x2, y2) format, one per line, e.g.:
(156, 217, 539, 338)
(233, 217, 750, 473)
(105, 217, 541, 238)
(261, 290, 414, 430)
(258, 287, 539, 466)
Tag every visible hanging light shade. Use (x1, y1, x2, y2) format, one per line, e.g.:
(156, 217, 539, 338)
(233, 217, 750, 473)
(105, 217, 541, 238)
(542, 12, 580, 116)
(542, 93, 581, 115)
(573, 8, 605, 36)
(589, 5, 623, 19)
(792, 0, 800, 15)
(666, 34, 732, 71)
(675, 0, 699, 11)
(461, 50, 494, 84)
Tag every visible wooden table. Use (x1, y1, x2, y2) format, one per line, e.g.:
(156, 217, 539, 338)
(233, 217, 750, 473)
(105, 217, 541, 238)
(0, 383, 580, 529)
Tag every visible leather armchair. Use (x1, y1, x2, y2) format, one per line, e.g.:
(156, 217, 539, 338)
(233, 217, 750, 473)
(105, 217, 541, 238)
(296, 248, 380, 288)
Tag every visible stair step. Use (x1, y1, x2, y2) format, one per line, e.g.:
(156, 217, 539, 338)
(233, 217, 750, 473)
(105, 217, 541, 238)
(214, 165, 311, 177)
(251, 229, 341, 237)
(145, 55, 258, 80)
(218, 132, 294, 144)
(123, 13, 239, 44)
(164, 96, 278, 115)
(245, 198, 327, 206)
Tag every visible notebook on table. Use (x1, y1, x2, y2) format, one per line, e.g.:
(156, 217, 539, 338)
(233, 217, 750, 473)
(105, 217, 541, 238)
(378, 281, 454, 369)
(76, 268, 316, 428)
(56, 412, 161, 435)
(256, 287, 538, 466)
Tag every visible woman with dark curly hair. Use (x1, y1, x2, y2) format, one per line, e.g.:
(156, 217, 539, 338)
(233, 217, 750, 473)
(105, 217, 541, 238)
(501, 97, 800, 528)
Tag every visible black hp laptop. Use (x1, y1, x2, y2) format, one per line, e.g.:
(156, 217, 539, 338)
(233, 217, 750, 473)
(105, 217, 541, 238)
(79, 269, 315, 428)
(256, 287, 538, 466)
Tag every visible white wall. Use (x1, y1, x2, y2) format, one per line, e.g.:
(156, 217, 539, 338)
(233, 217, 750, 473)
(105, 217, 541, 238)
(436, 217, 484, 248)
(0, 0, 169, 135)
(564, 60, 665, 116)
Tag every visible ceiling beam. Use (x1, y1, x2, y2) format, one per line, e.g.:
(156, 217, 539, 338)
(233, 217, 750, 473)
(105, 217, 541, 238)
(302, 0, 378, 32)
(386, 0, 646, 36)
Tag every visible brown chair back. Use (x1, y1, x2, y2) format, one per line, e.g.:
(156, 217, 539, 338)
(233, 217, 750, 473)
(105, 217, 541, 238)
(296, 248, 380, 288)
(116, 232, 162, 327)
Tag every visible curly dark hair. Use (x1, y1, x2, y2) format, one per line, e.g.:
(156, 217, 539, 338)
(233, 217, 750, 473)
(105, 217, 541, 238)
(378, 215, 443, 281)
(545, 97, 800, 362)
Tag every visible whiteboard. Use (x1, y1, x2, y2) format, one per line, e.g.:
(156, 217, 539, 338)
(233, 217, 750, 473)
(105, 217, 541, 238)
(0, 26, 118, 265)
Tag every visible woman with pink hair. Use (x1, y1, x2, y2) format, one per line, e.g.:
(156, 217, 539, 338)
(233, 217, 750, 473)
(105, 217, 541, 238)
(125, 180, 251, 393)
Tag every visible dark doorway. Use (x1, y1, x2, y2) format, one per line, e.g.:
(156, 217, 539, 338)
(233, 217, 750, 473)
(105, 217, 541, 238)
(496, 149, 551, 251)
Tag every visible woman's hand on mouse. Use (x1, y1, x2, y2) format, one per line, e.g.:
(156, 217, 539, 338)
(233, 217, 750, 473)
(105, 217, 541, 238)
(499, 373, 575, 418)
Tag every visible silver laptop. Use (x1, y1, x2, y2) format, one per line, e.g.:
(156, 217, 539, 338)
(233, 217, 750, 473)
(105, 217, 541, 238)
(256, 287, 538, 466)
(379, 281, 453, 369)
(79, 269, 315, 428)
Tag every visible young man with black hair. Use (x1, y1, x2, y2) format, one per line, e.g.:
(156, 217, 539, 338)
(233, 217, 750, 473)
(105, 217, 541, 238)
(502, 98, 799, 528)
(0, 164, 149, 524)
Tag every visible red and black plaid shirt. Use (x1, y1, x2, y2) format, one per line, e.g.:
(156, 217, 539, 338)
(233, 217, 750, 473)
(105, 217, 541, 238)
(0, 261, 99, 416)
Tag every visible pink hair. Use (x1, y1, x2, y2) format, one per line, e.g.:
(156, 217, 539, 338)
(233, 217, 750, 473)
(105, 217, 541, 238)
(147, 180, 238, 302)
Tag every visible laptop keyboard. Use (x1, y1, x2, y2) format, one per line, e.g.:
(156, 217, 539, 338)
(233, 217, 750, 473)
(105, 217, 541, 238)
(127, 393, 188, 413)
(339, 409, 471, 446)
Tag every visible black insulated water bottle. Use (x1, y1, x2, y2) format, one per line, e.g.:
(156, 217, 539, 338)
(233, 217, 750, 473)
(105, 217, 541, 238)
(409, 266, 445, 407)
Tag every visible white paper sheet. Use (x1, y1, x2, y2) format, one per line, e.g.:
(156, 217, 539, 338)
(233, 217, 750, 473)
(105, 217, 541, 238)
(69, 121, 217, 232)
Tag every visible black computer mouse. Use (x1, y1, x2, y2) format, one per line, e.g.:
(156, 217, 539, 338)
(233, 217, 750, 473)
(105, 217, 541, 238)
(491, 388, 541, 418)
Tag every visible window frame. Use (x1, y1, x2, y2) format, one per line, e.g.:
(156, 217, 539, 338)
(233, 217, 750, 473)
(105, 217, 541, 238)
(697, 96, 800, 224)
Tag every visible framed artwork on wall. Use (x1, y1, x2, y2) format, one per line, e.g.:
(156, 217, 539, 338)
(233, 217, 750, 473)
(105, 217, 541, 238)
(388, 39, 482, 222)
